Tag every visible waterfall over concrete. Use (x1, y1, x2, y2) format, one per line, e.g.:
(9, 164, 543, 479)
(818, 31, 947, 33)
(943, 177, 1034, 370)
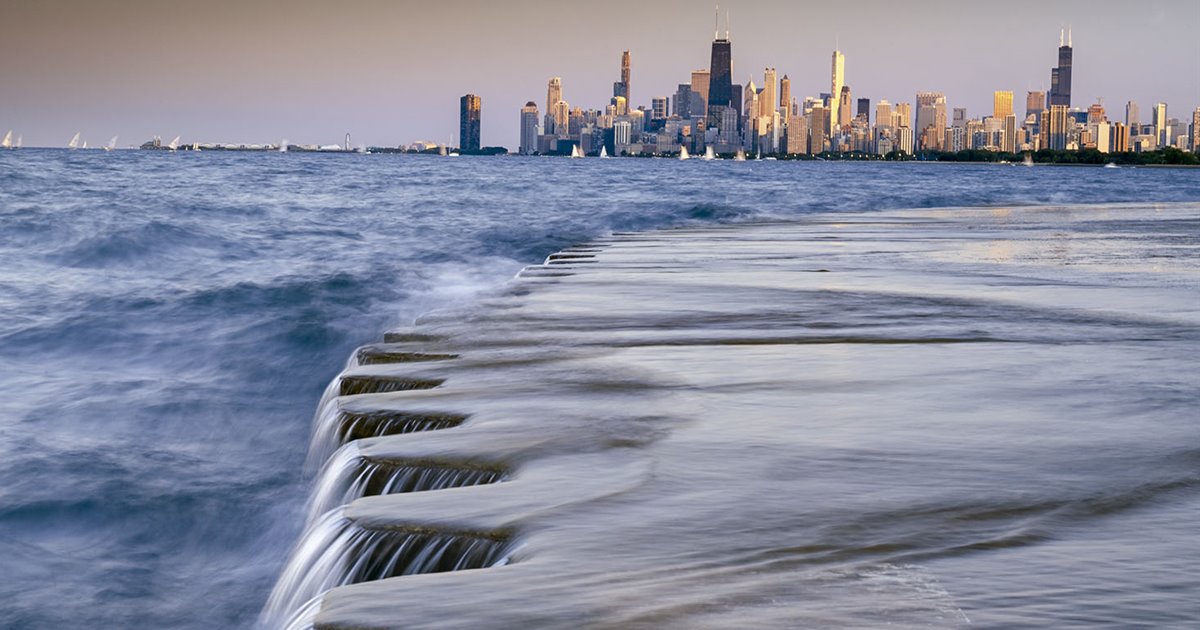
(266, 203, 1200, 629)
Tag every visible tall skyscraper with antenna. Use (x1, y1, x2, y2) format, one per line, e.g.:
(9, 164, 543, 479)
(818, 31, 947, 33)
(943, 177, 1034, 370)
(706, 9, 734, 130)
(1049, 28, 1073, 108)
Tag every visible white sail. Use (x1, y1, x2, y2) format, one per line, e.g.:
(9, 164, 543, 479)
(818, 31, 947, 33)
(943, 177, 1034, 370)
(82, 140, 88, 149)
(704, 145, 715, 160)
(679, 145, 690, 160)
(168, 136, 180, 151)
(68, 132, 81, 149)
(105, 136, 118, 151)
(599, 145, 609, 158)
(734, 149, 746, 161)
(280, 139, 288, 153)
(15, 135, 21, 148)
(570, 144, 582, 158)
(1, 130, 11, 149)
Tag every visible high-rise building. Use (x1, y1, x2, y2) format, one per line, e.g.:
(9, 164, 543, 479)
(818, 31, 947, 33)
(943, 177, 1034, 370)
(706, 18, 734, 129)
(1087, 101, 1106, 124)
(1192, 107, 1200, 152)
(546, 78, 562, 118)
(809, 105, 830, 153)
(952, 107, 967, 128)
(552, 100, 570, 138)
(876, 100, 892, 129)
(1026, 91, 1046, 119)
(1049, 29, 1073, 108)
(674, 84, 694, 118)
(761, 68, 777, 119)
(856, 98, 870, 124)
(519, 101, 540, 155)
(692, 69, 712, 118)
(915, 92, 946, 151)
(1126, 101, 1140, 130)
(459, 94, 481, 152)
(1112, 122, 1129, 153)
(1153, 103, 1168, 147)
(994, 91, 1014, 119)
(651, 97, 669, 121)
(895, 102, 912, 130)
(830, 49, 845, 137)
(838, 86, 853, 130)
(779, 75, 791, 114)
(613, 50, 631, 104)
(1001, 114, 1017, 153)
(1045, 104, 1069, 150)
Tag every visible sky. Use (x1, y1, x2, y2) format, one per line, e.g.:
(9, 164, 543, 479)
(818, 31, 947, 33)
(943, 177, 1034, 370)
(1, 0, 1197, 148)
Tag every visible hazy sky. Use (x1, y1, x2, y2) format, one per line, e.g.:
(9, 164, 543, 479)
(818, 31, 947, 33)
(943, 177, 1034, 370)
(2, 0, 1197, 148)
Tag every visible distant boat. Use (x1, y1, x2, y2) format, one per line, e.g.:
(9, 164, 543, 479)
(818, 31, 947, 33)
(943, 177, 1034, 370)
(68, 132, 81, 149)
(679, 145, 690, 160)
(167, 136, 181, 151)
(703, 145, 715, 161)
(439, 144, 448, 156)
(280, 139, 288, 153)
(1, 130, 11, 150)
(104, 136, 118, 151)
(82, 140, 88, 149)
(570, 144, 583, 159)
(599, 145, 609, 158)
(1103, 162, 1119, 169)
(734, 149, 746, 162)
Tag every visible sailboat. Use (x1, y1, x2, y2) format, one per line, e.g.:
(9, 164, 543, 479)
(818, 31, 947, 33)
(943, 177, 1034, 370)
(679, 145, 690, 160)
(703, 145, 716, 161)
(15, 135, 21, 149)
(167, 136, 181, 151)
(599, 145, 609, 158)
(68, 132, 81, 149)
(734, 149, 746, 161)
(1, 130, 11, 150)
(570, 144, 583, 159)
(104, 136, 118, 151)
(280, 139, 288, 153)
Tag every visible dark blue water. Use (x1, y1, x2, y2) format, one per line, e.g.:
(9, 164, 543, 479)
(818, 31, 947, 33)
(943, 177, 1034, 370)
(1, 150, 1197, 628)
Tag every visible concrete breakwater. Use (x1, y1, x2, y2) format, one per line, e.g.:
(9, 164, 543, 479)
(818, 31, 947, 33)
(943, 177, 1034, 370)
(266, 203, 1200, 629)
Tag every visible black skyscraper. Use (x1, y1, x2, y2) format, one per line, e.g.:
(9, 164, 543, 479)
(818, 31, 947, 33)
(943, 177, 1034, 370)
(1049, 30, 1072, 108)
(707, 36, 733, 128)
(460, 94, 481, 152)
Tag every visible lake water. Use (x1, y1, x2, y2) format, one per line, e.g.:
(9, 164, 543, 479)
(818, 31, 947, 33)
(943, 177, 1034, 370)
(1, 151, 1197, 628)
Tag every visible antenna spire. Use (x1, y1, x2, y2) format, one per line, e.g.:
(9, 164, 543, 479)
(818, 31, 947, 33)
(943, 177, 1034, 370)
(1068, 26, 1072, 47)
(714, 4, 719, 40)
(1060, 28, 1064, 47)
(725, 9, 730, 39)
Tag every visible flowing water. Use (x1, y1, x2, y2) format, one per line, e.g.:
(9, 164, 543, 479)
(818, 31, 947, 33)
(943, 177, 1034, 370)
(0, 150, 1197, 628)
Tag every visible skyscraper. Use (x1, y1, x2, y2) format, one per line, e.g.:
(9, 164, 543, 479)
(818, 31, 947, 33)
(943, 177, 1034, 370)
(1026, 91, 1046, 119)
(1049, 29, 1073, 108)
(994, 91, 1014, 119)
(830, 49, 844, 137)
(1153, 102, 1168, 147)
(459, 94, 481, 152)
(1045, 104, 1069, 150)
(838, 86, 852, 130)
(1192, 107, 1200, 152)
(915, 92, 946, 151)
(779, 75, 791, 114)
(856, 98, 870, 123)
(519, 101, 539, 155)
(706, 26, 733, 128)
(546, 78, 562, 118)
(651, 97, 669, 121)
(761, 68, 777, 119)
(1126, 101, 1140, 129)
(613, 50, 631, 104)
(692, 69, 712, 118)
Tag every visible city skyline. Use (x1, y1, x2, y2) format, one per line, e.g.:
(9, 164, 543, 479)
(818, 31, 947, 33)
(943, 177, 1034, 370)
(2, 0, 1197, 148)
